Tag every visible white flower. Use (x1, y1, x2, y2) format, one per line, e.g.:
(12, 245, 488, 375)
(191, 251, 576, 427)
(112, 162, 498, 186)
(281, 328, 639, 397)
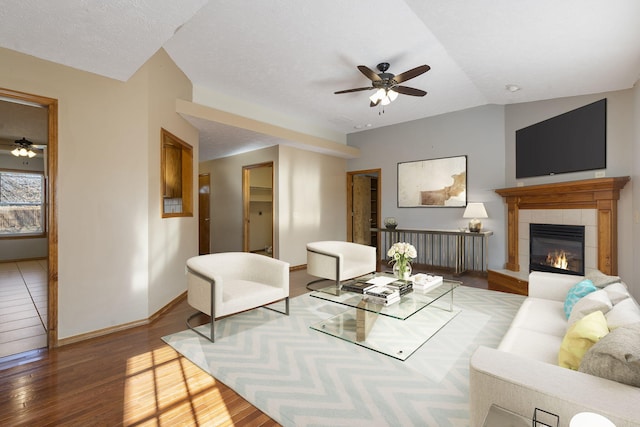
(387, 242, 417, 263)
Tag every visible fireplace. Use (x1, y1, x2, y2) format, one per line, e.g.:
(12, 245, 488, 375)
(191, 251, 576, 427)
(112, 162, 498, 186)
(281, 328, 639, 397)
(530, 223, 585, 276)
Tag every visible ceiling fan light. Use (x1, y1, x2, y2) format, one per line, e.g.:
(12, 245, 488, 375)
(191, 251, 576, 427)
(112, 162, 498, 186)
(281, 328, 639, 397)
(11, 148, 20, 156)
(27, 150, 36, 158)
(388, 90, 398, 101)
(381, 96, 391, 106)
(19, 148, 28, 156)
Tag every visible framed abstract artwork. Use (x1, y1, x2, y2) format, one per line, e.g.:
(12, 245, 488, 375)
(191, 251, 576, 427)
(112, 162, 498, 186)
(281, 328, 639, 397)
(397, 155, 467, 207)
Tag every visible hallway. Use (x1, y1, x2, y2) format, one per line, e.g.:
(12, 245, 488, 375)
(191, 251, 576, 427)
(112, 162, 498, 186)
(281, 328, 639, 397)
(0, 260, 47, 358)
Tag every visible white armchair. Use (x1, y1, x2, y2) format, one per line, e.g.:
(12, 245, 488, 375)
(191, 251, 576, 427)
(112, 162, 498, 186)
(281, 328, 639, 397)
(186, 252, 290, 342)
(306, 241, 377, 290)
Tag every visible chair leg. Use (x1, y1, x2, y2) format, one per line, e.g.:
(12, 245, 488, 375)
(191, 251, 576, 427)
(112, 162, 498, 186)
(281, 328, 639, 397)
(306, 277, 332, 291)
(263, 297, 290, 316)
(186, 311, 215, 343)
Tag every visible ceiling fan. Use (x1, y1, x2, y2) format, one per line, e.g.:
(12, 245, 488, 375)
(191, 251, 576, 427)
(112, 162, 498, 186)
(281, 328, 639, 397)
(0, 137, 46, 158)
(334, 62, 430, 107)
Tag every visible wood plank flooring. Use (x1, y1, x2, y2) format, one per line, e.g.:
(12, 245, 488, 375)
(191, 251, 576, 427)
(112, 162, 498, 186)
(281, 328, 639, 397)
(0, 267, 486, 426)
(0, 260, 48, 359)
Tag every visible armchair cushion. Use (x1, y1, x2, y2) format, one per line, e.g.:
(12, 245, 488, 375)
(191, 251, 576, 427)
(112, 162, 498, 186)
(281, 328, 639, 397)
(306, 241, 376, 283)
(187, 252, 289, 318)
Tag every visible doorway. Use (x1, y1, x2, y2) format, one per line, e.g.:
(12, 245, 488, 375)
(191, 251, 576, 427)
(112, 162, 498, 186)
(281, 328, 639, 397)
(242, 162, 274, 256)
(0, 87, 58, 353)
(347, 169, 381, 255)
(198, 173, 210, 255)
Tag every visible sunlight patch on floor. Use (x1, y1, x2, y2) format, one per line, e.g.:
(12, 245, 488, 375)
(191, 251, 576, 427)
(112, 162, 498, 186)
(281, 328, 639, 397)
(123, 347, 231, 426)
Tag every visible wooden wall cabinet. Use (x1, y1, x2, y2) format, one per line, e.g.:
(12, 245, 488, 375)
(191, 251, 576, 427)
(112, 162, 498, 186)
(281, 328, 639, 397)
(161, 128, 193, 218)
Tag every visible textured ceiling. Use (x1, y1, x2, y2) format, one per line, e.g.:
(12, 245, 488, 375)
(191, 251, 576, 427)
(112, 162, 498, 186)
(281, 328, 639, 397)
(1, 0, 639, 160)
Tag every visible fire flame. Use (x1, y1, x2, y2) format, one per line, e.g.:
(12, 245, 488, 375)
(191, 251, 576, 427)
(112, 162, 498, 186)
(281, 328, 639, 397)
(546, 250, 568, 270)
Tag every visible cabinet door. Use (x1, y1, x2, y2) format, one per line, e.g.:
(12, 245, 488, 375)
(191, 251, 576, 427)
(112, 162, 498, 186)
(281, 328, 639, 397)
(163, 143, 182, 198)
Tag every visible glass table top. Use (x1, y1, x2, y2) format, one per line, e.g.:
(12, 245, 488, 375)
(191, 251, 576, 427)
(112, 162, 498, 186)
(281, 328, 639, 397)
(310, 272, 460, 320)
(308, 272, 461, 360)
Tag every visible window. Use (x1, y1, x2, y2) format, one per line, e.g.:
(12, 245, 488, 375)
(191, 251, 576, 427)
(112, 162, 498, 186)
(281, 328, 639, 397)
(161, 128, 193, 217)
(0, 170, 45, 237)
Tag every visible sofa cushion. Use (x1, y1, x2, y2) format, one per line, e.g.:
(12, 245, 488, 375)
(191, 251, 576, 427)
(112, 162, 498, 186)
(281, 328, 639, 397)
(498, 327, 564, 365)
(579, 322, 640, 387)
(508, 298, 567, 337)
(603, 282, 631, 305)
(558, 310, 609, 370)
(606, 297, 640, 330)
(564, 279, 597, 319)
(567, 289, 612, 328)
(586, 270, 621, 288)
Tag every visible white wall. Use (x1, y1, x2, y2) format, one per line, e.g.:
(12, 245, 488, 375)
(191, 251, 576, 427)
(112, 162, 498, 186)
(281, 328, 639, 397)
(0, 47, 198, 340)
(277, 145, 347, 266)
(200, 144, 346, 267)
(347, 104, 506, 270)
(201, 146, 278, 254)
(632, 82, 640, 301)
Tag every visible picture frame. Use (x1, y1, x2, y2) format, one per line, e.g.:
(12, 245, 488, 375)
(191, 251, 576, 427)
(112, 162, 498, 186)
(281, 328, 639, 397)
(397, 155, 467, 207)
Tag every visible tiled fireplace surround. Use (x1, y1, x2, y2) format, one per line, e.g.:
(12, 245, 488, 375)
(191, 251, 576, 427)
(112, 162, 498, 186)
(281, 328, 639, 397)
(518, 209, 597, 275)
(488, 176, 630, 295)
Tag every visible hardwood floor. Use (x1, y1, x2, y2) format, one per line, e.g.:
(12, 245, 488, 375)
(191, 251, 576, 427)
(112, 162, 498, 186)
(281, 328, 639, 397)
(0, 268, 486, 426)
(0, 260, 48, 358)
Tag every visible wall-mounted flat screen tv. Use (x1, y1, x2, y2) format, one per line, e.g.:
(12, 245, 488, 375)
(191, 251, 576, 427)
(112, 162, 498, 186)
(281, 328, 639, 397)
(515, 98, 606, 179)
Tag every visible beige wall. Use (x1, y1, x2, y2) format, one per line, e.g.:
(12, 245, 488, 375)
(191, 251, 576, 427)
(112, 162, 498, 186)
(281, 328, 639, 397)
(0, 47, 198, 339)
(200, 144, 347, 267)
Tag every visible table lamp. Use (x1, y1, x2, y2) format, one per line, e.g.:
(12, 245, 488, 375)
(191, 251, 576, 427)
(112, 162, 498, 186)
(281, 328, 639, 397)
(463, 202, 488, 232)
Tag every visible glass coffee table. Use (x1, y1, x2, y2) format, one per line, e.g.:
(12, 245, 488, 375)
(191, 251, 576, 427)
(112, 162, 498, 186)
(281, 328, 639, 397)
(309, 272, 461, 360)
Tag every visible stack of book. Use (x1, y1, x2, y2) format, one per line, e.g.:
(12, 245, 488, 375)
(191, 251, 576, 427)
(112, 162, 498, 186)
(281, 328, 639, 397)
(340, 281, 376, 294)
(386, 280, 413, 296)
(412, 274, 443, 291)
(363, 285, 400, 306)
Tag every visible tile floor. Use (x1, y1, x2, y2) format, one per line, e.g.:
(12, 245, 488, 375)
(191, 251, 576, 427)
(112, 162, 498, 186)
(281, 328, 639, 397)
(0, 260, 48, 358)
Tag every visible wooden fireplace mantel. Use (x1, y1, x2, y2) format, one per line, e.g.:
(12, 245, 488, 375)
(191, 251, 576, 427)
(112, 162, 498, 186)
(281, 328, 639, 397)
(495, 176, 630, 275)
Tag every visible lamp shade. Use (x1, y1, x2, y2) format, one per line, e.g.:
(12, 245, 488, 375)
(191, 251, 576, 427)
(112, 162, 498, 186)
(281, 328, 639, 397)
(463, 202, 488, 219)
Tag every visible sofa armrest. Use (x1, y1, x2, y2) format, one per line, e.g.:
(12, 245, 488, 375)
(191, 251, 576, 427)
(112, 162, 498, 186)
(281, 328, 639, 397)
(528, 271, 584, 302)
(469, 346, 640, 427)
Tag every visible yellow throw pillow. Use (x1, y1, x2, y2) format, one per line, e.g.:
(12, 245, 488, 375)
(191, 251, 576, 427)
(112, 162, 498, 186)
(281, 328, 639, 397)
(558, 310, 609, 370)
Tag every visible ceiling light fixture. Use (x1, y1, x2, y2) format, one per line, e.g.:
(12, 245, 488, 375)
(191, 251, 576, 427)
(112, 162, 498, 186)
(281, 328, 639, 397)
(11, 137, 37, 158)
(369, 88, 398, 106)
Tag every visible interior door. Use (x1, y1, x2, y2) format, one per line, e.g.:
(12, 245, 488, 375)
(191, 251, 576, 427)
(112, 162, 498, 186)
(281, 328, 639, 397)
(242, 162, 274, 255)
(352, 175, 371, 245)
(198, 173, 210, 254)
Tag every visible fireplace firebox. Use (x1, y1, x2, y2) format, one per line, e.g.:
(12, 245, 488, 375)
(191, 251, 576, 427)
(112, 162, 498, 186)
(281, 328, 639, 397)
(530, 223, 585, 276)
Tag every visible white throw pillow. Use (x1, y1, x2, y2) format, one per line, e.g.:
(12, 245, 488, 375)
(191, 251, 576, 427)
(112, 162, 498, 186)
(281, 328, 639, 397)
(603, 282, 630, 305)
(567, 289, 613, 328)
(606, 298, 640, 330)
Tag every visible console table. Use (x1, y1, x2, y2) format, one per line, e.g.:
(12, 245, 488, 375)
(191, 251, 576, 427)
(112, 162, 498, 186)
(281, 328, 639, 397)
(373, 228, 492, 275)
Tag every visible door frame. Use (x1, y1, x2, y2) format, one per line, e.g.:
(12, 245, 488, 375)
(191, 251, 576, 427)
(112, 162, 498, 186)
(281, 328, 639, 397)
(1, 87, 59, 348)
(346, 169, 381, 248)
(242, 162, 274, 254)
(198, 173, 211, 255)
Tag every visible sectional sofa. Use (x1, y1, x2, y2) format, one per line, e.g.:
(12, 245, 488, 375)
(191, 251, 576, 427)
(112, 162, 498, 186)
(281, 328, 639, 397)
(469, 271, 640, 426)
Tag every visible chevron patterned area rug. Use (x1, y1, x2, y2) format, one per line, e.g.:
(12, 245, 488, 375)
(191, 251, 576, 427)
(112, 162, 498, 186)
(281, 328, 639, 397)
(163, 286, 524, 426)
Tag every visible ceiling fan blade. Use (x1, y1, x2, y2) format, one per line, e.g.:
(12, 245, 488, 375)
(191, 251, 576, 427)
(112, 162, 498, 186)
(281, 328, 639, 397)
(394, 65, 430, 84)
(334, 87, 374, 94)
(370, 99, 381, 107)
(357, 65, 382, 82)
(393, 86, 427, 97)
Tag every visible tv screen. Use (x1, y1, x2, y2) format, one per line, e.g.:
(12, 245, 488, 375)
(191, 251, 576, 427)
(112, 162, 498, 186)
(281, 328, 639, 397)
(515, 99, 606, 179)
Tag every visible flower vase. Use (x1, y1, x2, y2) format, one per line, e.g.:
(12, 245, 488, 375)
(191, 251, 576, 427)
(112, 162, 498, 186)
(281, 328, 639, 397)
(393, 262, 412, 280)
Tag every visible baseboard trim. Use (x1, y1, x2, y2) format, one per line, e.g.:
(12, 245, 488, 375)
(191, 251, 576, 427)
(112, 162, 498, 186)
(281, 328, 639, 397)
(58, 291, 187, 347)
